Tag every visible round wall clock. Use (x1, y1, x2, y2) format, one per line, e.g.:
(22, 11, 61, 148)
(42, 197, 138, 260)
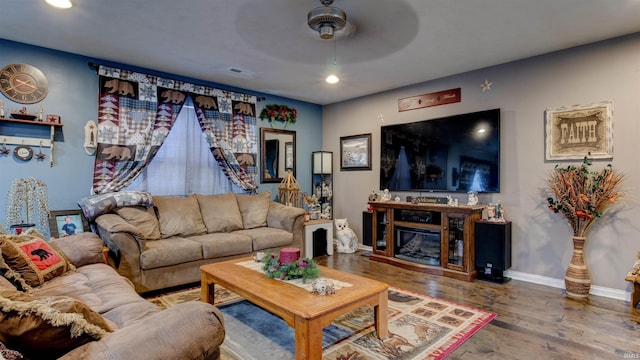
(0, 63, 49, 104)
(14, 145, 33, 161)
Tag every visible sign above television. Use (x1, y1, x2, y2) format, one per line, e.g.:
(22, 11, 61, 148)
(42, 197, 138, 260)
(380, 108, 501, 193)
(398, 88, 461, 112)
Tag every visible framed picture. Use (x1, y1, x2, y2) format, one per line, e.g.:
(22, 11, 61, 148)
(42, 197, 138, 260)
(340, 133, 372, 171)
(49, 210, 90, 238)
(46, 114, 60, 124)
(545, 101, 613, 161)
(284, 142, 294, 170)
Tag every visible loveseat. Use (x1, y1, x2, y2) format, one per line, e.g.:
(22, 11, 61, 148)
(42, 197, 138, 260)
(0, 231, 224, 360)
(92, 192, 306, 293)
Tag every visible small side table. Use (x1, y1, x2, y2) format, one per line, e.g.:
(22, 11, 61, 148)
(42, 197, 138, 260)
(303, 219, 334, 258)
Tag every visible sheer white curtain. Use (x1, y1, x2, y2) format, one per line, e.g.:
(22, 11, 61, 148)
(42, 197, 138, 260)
(127, 98, 242, 196)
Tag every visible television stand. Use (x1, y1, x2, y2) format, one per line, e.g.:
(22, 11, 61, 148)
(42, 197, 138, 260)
(368, 201, 483, 282)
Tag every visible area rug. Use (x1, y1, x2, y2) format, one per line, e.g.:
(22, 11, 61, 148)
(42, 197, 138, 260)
(146, 285, 496, 360)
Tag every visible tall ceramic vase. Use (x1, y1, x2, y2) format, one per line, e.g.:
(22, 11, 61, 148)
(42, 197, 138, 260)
(564, 236, 591, 300)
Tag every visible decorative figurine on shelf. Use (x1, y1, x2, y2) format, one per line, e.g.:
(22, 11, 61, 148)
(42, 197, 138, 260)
(487, 203, 496, 220)
(38, 106, 43, 122)
(381, 189, 392, 202)
(0, 100, 4, 118)
(447, 195, 459, 206)
(368, 190, 379, 202)
(495, 200, 505, 221)
(335, 218, 359, 253)
(486, 201, 505, 222)
(467, 191, 478, 206)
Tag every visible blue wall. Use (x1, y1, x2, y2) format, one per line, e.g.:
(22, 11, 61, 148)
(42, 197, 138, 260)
(0, 39, 322, 229)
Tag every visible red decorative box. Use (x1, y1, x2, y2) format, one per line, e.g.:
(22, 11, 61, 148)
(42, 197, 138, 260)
(280, 247, 301, 264)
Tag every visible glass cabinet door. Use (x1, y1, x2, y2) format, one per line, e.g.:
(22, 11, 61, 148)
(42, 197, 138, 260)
(446, 214, 466, 269)
(373, 208, 389, 255)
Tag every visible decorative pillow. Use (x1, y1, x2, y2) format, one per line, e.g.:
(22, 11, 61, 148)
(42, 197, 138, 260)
(235, 192, 271, 229)
(153, 195, 207, 238)
(114, 206, 161, 240)
(0, 288, 112, 359)
(78, 191, 154, 222)
(196, 193, 244, 233)
(0, 341, 26, 360)
(0, 234, 74, 289)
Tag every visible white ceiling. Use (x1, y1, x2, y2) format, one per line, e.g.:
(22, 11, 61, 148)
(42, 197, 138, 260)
(2, 0, 640, 105)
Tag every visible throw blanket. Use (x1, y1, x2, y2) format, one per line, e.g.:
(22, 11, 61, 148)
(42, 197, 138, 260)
(78, 191, 153, 222)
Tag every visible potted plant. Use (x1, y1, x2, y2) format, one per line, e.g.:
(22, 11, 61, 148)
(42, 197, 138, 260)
(546, 155, 625, 299)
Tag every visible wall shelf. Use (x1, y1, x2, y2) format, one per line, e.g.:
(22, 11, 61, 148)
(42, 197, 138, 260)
(0, 117, 64, 166)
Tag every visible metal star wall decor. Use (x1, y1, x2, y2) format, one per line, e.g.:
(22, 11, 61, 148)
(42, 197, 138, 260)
(481, 79, 493, 92)
(0, 144, 9, 155)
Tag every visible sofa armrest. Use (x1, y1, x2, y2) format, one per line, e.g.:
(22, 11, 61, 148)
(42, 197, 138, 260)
(50, 233, 105, 267)
(95, 215, 145, 291)
(95, 214, 148, 249)
(267, 201, 305, 233)
(59, 302, 225, 360)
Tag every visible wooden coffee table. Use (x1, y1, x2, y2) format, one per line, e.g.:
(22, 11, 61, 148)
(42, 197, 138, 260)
(200, 258, 389, 360)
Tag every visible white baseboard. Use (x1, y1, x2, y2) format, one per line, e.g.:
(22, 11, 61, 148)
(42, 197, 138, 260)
(353, 248, 629, 301)
(505, 270, 629, 302)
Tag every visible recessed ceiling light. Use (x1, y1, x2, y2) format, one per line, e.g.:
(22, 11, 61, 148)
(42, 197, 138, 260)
(326, 74, 339, 84)
(45, 0, 72, 9)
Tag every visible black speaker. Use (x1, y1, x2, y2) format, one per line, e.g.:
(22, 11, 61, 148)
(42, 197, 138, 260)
(475, 221, 512, 282)
(362, 211, 372, 247)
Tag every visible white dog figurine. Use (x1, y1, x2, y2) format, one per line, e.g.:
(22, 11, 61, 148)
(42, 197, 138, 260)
(334, 218, 359, 253)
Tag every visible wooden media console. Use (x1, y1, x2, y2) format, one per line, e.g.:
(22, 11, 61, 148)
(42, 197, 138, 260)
(368, 201, 484, 281)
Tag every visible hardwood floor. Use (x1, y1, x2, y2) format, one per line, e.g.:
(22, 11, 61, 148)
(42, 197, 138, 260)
(315, 251, 640, 360)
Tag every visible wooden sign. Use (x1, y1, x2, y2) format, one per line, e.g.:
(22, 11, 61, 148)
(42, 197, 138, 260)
(398, 88, 461, 112)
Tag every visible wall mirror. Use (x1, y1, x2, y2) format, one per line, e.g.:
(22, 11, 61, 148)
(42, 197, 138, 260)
(260, 128, 296, 183)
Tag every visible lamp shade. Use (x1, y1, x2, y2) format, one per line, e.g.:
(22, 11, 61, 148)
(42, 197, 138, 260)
(312, 151, 332, 174)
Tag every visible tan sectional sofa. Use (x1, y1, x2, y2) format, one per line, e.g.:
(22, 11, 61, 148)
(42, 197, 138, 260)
(94, 192, 306, 293)
(0, 232, 224, 360)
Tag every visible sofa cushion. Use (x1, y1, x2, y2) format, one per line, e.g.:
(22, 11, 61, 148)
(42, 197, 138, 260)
(0, 234, 74, 289)
(195, 193, 243, 233)
(0, 288, 112, 359)
(33, 263, 159, 328)
(153, 195, 207, 238)
(139, 238, 203, 270)
(114, 206, 161, 240)
(233, 227, 294, 251)
(235, 192, 271, 229)
(189, 232, 253, 258)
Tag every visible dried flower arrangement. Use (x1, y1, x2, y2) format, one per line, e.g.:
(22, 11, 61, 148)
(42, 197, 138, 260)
(546, 155, 625, 237)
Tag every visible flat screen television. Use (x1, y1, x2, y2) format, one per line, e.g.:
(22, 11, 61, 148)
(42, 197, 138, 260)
(380, 108, 500, 193)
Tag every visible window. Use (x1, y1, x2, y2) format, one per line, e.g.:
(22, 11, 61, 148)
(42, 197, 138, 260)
(126, 98, 242, 196)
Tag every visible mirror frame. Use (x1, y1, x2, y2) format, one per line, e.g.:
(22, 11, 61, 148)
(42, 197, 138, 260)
(260, 128, 296, 183)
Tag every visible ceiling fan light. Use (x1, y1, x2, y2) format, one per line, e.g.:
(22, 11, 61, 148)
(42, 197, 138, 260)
(326, 74, 339, 84)
(319, 25, 335, 40)
(45, 0, 72, 9)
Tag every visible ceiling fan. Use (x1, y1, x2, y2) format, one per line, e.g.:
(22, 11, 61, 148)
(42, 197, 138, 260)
(307, 0, 349, 40)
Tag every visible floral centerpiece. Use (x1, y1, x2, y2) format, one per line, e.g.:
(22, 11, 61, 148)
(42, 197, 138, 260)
(545, 155, 625, 299)
(259, 104, 297, 128)
(261, 252, 320, 283)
